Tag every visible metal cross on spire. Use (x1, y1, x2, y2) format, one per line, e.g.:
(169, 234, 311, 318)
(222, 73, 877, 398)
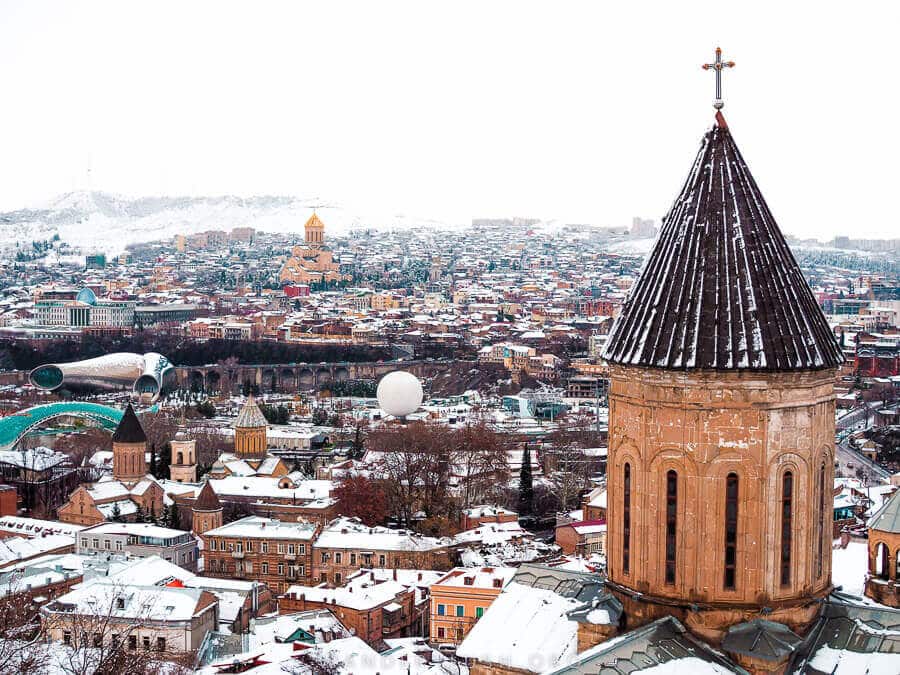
(702, 47, 735, 110)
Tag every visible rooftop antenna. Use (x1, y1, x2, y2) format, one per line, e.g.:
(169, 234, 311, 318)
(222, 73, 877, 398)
(701, 47, 735, 110)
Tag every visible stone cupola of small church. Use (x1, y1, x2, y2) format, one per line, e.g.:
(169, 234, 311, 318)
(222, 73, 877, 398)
(233, 394, 268, 459)
(112, 403, 148, 486)
(601, 111, 843, 639)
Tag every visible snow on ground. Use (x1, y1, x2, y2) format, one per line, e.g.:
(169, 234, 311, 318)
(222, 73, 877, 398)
(606, 237, 657, 255)
(0, 191, 465, 257)
(832, 539, 869, 597)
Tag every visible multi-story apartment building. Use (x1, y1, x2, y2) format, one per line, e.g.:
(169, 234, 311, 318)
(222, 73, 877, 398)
(429, 566, 515, 645)
(312, 517, 455, 586)
(41, 579, 218, 653)
(76, 522, 199, 571)
(201, 516, 320, 594)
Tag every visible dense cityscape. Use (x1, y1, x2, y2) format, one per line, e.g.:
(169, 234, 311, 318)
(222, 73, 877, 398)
(2, 4, 900, 673)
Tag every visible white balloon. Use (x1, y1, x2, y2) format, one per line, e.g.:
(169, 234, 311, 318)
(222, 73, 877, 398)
(376, 371, 424, 417)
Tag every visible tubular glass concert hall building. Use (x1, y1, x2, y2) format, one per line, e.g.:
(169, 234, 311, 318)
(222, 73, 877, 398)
(29, 352, 175, 402)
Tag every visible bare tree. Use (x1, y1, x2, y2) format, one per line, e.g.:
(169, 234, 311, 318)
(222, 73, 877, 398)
(0, 587, 50, 673)
(454, 419, 512, 509)
(41, 582, 196, 675)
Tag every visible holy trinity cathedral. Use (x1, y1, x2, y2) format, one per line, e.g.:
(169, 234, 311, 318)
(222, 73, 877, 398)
(278, 212, 348, 285)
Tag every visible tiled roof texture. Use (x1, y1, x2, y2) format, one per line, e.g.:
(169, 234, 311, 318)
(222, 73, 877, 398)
(603, 112, 843, 371)
(234, 395, 268, 429)
(111, 403, 146, 444)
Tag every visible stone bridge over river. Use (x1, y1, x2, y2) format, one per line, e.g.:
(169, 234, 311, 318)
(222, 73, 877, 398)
(174, 359, 453, 394)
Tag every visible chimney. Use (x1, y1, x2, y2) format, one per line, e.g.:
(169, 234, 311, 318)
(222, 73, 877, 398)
(417, 572, 422, 581)
(348, 587, 353, 593)
(393, 569, 397, 581)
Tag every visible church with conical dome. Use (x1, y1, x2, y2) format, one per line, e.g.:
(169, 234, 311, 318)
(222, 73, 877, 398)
(481, 52, 900, 675)
(601, 108, 844, 645)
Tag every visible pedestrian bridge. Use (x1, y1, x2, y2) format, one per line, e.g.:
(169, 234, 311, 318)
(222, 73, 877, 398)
(0, 402, 125, 451)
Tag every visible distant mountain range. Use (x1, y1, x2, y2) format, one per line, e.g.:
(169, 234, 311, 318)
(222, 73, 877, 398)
(0, 191, 458, 257)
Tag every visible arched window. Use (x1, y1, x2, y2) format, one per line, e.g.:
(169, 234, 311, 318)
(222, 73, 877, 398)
(665, 470, 677, 585)
(177, 452, 184, 465)
(623, 463, 631, 575)
(816, 461, 826, 579)
(874, 543, 890, 580)
(724, 473, 738, 590)
(780, 471, 793, 587)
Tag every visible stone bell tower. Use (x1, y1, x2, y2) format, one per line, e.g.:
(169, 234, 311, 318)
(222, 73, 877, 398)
(601, 110, 843, 640)
(169, 429, 197, 483)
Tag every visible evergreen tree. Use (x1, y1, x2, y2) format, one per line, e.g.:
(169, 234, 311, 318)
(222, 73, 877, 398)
(149, 444, 158, 478)
(111, 501, 123, 522)
(165, 503, 181, 529)
(518, 446, 534, 517)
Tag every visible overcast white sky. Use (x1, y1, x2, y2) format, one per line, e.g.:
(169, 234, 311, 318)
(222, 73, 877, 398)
(1, 1, 897, 239)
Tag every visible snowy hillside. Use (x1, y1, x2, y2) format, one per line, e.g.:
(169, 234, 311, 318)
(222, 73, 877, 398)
(0, 192, 461, 257)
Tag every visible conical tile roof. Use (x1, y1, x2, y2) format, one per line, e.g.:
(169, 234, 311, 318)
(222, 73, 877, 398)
(194, 481, 222, 512)
(234, 395, 267, 429)
(111, 403, 146, 444)
(603, 112, 843, 371)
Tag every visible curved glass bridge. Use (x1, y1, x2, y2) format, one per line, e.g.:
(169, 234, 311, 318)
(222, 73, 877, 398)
(0, 402, 126, 451)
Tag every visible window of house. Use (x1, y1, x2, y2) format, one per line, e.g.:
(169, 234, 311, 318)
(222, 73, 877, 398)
(476, 607, 484, 618)
(781, 471, 793, 587)
(456, 628, 464, 641)
(277, 543, 284, 554)
(437, 604, 445, 616)
(456, 605, 464, 617)
(288, 544, 295, 555)
(157, 637, 166, 652)
(93, 633, 102, 648)
(437, 627, 445, 639)
(245, 562, 253, 573)
(379, 554, 386, 566)
(665, 470, 677, 585)
(92, 538, 99, 548)
(128, 635, 137, 651)
(112, 634, 119, 649)
(63, 631, 71, 645)
(262, 562, 269, 574)
(116, 541, 123, 551)
(299, 544, 305, 554)
(350, 553, 356, 565)
(278, 563, 284, 575)
(261, 542, 268, 554)
(143, 636, 151, 650)
(116, 597, 125, 609)
(724, 473, 738, 590)
(299, 565, 305, 576)
(104, 540, 111, 550)
(246, 541, 253, 552)
(321, 552, 327, 563)
(236, 542, 242, 553)
(81, 538, 88, 548)
(623, 463, 631, 575)
(210, 539, 217, 551)
(228, 542, 234, 552)
(335, 552, 342, 564)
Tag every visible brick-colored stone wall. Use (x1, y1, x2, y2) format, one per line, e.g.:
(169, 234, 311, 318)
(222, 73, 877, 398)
(202, 532, 315, 595)
(865, 528, 900, 608)
(606, 366, 836, 617)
